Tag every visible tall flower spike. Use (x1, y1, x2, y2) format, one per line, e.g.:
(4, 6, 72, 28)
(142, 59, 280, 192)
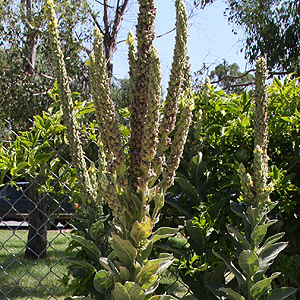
(129, 0, 156, 190)
(158, 0, 189, 154)
(89, 27, 125, 175)
(238, 163, 255, 204)
(253, 57, 270, 205)
(164, 95, 194, 189)
(127, 30, 137, 103)
(140, 47, 162, 183)
(44, 0, 96, 208)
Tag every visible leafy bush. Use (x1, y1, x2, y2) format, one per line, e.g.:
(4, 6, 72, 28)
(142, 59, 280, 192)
(166, 73, 300, 297)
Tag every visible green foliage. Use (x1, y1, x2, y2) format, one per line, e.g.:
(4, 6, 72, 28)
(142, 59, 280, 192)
(63, 211, 111, 299)
(0, 0, 90, 128)
(0, 109, 65, 184)
(209, 202, 296, 300)
(193, 61, 254, 94)
(165, 75, 300, 298)
(226, 0, 300, 73)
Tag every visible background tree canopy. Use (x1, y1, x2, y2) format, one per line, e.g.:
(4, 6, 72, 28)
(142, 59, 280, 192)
(193, 0, 300, 74)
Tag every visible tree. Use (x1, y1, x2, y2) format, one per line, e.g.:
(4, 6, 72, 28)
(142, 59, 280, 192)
(89, 0, 130, 83)
(192, 0, 300, 73)
(209, 60, 254, 93)
(225, 0, 300, 73)
(0, 111, 66, 258)
(0, 0, 134, 128)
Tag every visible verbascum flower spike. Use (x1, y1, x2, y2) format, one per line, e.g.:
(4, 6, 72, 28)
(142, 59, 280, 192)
(158, 0, 189, 154)
(141, 47, 162, 182)
(238, 163, 255, 204)
(44, 0, 96, 208)
(253, 57, 270, 205)
(127, 30, 137, 101)
(254, 57, 268, 155)
(89, 27, 125, 175)
(253, 145, 272, 204)
(129, 0, 156, 190)
(164, 95, 193, 189)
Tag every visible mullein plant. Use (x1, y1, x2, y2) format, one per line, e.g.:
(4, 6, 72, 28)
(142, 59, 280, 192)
(210, 58, 296, 300)
(45, 0, 193, 299)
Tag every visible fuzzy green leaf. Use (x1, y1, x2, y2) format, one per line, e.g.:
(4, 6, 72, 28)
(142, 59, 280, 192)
(260, 232, 285, 252)
(238, 250, 259, 277)
(266, 287, 296, 300)
(131, 193, 142, 215)
(113, 282, 145, 300)
(136, 260, 160, 287)
(130, 216, 152, 245)
(254, 242, 288, 281)
(71, 234, 100, 264)
(150, 295, 176, 300)
(175, 177, 198, 201)
(251, 220, 277, 246)
(226, 224, 250, 249)
(89, 218, 108, 242)
(65, 257, 95, 271)
(219, 288, 246, 300)
(246, 206, 261, 227)
(151, 227, 178, 244)
(213, 250, 247, 294)
(157, 253, 174, 274)
(99, 257, 121, 280)
(250, 272, 280, 298)
(65, 297, 94, 300)
(93, 270, 113, 294)
(119, 266, 131, 282)
(112, 234, 137, 268)
(188, 152, 205, 182)
(136, 255, 173, 288)
(141, 240, 153, 261)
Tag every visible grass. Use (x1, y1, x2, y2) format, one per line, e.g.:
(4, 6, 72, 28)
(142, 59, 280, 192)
(0, 230, 191, 300)
(0, 229, 72, 300)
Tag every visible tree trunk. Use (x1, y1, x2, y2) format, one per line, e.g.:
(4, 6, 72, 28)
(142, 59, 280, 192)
(104, 37, 114, 87)
(25, 181, 47, 259)
(21, 0, 39, 76)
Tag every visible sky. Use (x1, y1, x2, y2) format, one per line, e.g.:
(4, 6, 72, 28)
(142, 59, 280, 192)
(112, 0, 250, 88)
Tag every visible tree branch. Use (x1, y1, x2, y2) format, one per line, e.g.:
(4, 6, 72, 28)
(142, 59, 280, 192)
(103, 0, 109, 33)
(90, 11, 105, 36)
(94, 0, 114, 9)
(211, 69, 255, 85)
(111, 0, 129, 40)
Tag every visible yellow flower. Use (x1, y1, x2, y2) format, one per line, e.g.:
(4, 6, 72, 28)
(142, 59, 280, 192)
(87, 198, 91, 204)
(53, 18, 58, 28)
(85, 58, 92, 67)
(126, 31, 135, 44)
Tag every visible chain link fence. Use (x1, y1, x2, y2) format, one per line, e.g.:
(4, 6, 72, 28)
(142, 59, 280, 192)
(0, 119, 75, 299)
(0, 119, 299, 300)
(0, 119, 191, 300)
